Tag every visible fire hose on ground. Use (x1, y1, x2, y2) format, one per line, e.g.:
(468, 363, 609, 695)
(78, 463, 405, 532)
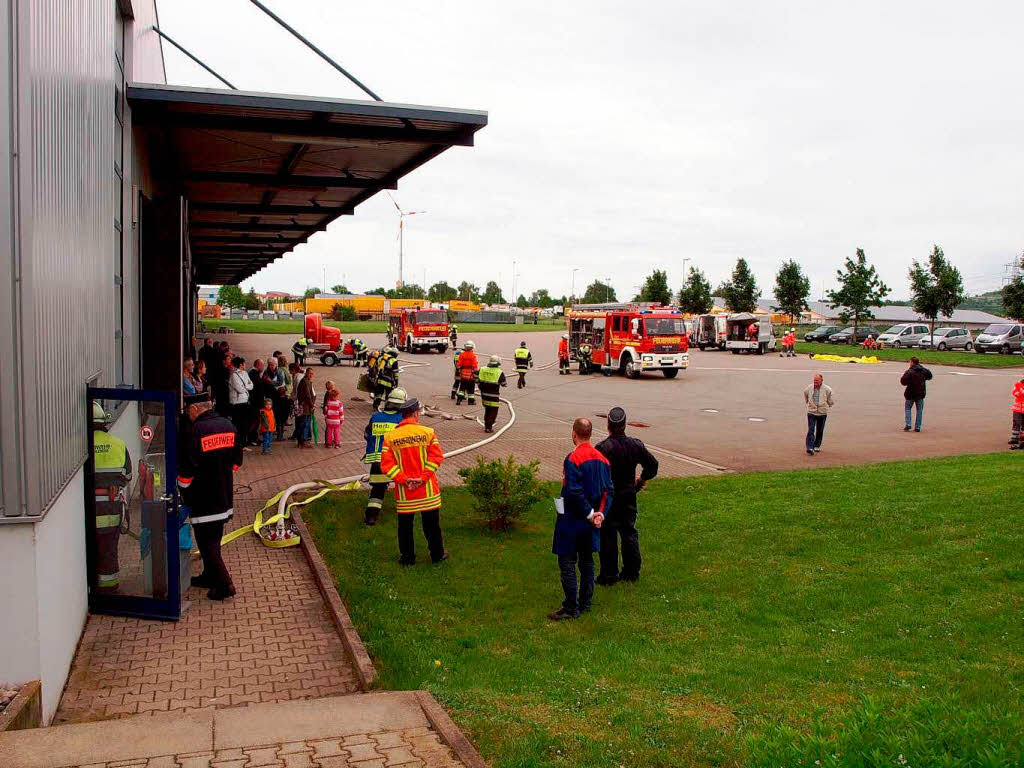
(214, 395, 518, 549)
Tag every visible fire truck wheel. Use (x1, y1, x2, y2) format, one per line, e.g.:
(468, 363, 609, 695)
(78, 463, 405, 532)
(662, 368, 679, 379)
(756, 344, 765, 355)
(623, 356, 640, 379)
(698, 344, 706, 351)
(321, 354, 338, 366)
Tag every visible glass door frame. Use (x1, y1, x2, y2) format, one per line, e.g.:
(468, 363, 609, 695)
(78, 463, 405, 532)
(85, 386, 181, 621)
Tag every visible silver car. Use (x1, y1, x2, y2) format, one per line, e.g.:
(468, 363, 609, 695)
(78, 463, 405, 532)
(876, 323, 931, 348)
(916, 327, 973, 351)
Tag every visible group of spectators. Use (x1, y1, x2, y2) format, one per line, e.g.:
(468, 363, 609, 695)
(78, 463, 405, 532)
(186, 337, 326, 453)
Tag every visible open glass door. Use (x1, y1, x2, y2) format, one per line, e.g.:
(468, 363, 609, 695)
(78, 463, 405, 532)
(85, 387, 182, 620)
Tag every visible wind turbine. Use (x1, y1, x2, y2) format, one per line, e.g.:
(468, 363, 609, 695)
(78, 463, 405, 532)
(387, 192, 425, 288)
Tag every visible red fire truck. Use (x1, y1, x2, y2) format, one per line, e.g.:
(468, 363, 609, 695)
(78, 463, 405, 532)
(388, 308, 450, 353)
(569, 304, 689, 378)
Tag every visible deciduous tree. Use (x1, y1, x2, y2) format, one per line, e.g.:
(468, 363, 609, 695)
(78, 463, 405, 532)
(456, 281, 481, 302)
(772, 260, 811, 322)
(582, 280, 617, 304)
(909, 245, 966, 342)
(826, 248, 890, 337)
(632, 269, 672, 305)
(721, 258, 761, 312)
(482, 281, 505, 304)
(677, 267, 713, 315)
(428, 281, 458, 302)
(216, 284, 244, 309)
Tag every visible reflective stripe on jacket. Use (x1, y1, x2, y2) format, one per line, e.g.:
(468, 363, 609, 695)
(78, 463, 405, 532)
(514, 347, 532, 371)
(478, 365, 506, 407)
(380, 416, 444, 513)
(363, 409, 403, 463)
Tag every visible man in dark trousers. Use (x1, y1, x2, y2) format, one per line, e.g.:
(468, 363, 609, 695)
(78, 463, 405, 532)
(549, 418, 614, 621)
(900, 356, 933, 432)
(178, 395, 243, 600)
(595, 407, 658, 585)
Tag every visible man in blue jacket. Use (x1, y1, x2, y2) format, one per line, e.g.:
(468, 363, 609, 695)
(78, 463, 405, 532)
(550, 418, 614, 621)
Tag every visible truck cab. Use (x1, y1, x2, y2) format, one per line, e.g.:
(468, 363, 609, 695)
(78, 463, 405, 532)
(724, 313, 776, 354)
(570, 305, 689, 379)
(302, 313, 348, 366)
(389, 308, 449, 353)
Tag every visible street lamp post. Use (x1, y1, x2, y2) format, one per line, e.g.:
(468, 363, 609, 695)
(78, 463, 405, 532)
(605, 276, 612, 302)
(570, 267, 580, 307)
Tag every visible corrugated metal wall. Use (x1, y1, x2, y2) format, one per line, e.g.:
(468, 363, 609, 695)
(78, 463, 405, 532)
(19, 0, 113, 515)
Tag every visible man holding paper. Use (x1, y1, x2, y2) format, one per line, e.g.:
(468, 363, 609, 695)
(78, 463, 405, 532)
(549, 418, 614, 621)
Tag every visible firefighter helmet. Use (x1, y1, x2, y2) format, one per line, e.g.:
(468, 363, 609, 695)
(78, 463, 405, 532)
(562, 333, 568, 340)
(464, 340, 475, 349)
(384, 345, 398, 357)
(91, 401, 111, 429)
(489, 354, 501, 365)
(386, 387, 408, 407)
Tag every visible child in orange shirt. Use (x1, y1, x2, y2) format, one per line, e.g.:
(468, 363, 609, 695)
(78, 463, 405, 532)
(259, 397, 276, 455)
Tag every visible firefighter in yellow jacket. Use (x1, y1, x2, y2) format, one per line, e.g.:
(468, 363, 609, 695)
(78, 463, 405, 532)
(380, 395, 449, 565)
(91, 401, 132, 593)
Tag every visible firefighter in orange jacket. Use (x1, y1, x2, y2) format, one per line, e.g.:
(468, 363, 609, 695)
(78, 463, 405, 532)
(455, 340, 479, 405)
(558, 334, 571, 375)
(380, 395, 449, 565)
(1010, 377, 1024, 449)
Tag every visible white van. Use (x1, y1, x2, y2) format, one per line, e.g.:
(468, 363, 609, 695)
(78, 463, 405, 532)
(876, 323, 930, 348)
(974, 323, 1024, 354)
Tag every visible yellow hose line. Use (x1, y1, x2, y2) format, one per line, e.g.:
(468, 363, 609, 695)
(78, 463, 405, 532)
(215, 396, 516, 549)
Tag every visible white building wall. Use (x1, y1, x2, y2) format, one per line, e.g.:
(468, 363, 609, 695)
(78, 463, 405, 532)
(0, 526, 41, 690)
(0, 0, 166, 725)
(33, 470, 89, 723)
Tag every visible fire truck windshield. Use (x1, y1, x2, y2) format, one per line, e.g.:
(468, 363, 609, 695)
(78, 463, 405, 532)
(643, 317, 687, 335)
(414, 311, 446, 324)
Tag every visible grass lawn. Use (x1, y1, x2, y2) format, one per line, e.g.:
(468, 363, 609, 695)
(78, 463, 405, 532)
(201, 318, 565, 336)
(305, 454, 1024, 767)
(797, 341, 1024, 369)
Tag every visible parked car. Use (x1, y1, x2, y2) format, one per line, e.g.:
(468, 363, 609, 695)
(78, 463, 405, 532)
(804, 325, 843, 342)
(828, 326, 878, 344)
(974, 323, 1024, 354)
(875, 323, 931, 348)
(916, 327, 973, 351)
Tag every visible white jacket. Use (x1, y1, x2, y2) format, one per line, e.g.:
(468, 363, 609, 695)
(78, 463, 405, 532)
(228, 368, 253, 405)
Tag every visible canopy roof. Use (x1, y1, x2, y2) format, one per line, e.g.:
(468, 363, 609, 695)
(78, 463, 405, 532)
(128, 83, 487, 284)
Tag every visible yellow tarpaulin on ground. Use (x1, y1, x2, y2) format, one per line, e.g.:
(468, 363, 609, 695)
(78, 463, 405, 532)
(810, 353, 881, 364)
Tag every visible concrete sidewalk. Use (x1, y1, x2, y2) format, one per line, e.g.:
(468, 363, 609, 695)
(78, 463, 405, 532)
(4, 692, 471, 767)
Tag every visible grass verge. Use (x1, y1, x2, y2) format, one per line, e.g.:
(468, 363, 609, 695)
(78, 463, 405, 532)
(797, 341, 1024, 369)
(305, 453, 1023, 767)
(201, 318, 565, 336)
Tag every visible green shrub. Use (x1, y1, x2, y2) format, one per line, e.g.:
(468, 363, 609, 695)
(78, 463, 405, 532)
(458, 455, 546, 531)
(331, 303, 358, 322)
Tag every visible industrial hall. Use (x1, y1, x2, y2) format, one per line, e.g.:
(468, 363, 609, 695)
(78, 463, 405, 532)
(0, 0, 485, 726)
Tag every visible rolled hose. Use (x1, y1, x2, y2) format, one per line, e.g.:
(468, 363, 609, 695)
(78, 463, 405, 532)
(216, 396, 518, 548)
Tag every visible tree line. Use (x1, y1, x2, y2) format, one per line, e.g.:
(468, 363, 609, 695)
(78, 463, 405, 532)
(218, 246, 1024, 334)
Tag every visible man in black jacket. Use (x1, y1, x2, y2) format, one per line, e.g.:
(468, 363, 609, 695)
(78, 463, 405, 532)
(178, 396, 243, 600)
(900, 357, 933, 432)
(595, 406, 658, 585)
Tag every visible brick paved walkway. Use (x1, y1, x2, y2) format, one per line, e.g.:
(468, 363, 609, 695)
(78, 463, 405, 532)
(7, 692, 472, 767)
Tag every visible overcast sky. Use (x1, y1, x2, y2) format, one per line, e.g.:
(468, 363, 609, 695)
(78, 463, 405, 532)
(158, 0, 1024, 302)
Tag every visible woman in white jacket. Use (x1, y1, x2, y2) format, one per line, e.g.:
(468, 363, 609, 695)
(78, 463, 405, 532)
(228, 356, 253, 439)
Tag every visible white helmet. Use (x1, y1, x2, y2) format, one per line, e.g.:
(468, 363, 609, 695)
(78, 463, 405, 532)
(386, 387, 408, 407)
(465, 340, 475, 349)
(562, 333, 569, 340)
(489, 354, 501, 365)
